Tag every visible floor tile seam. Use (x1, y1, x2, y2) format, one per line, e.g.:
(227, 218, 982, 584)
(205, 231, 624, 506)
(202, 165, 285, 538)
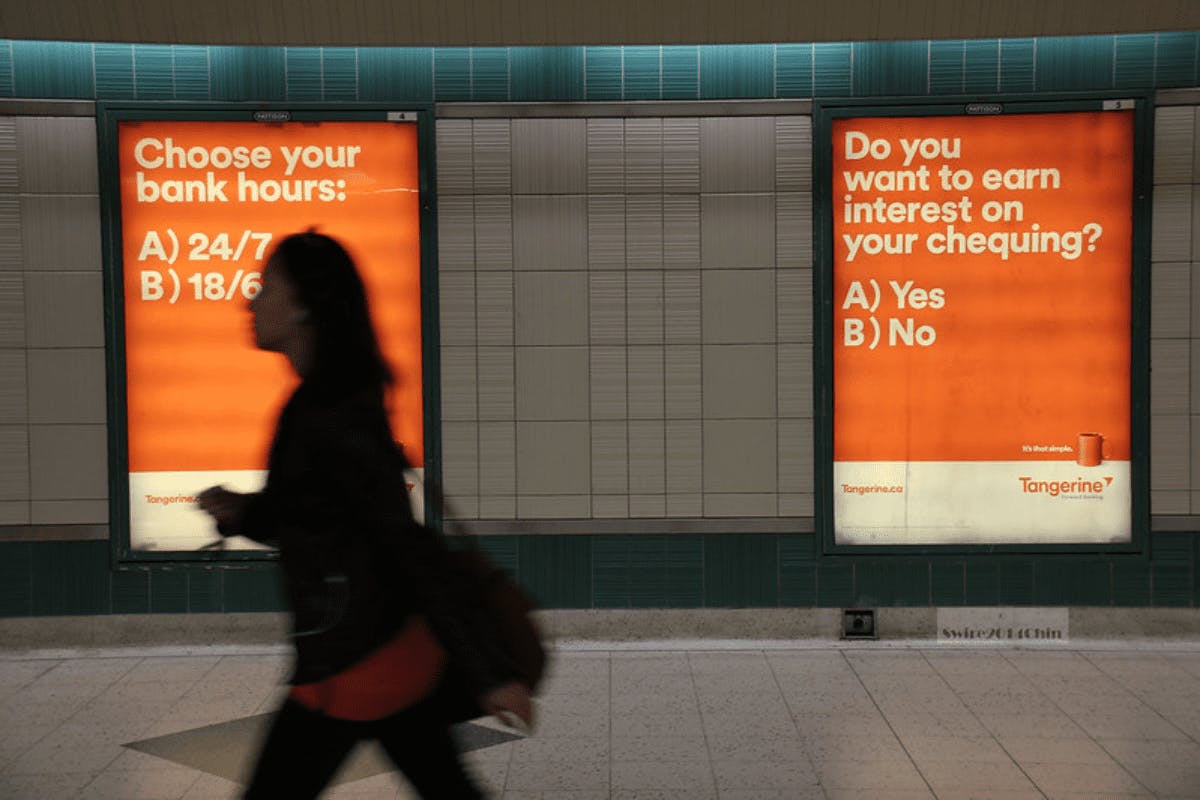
(1076, 648, 1200, 748)
(684, 649, 725, 799)
(761, 643, 825, 786)
(997, 651, 1160, 797)
(837, 648, 939, 799)
(917, 648, 1051, 800)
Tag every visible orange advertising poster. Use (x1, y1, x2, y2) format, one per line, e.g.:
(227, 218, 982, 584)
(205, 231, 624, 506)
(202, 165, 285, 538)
(831, 110, 1134, 544)
(117, 119, 425, 550)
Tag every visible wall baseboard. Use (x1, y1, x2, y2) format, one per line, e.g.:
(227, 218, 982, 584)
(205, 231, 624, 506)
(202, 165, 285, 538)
(1, 608, 1198, 652)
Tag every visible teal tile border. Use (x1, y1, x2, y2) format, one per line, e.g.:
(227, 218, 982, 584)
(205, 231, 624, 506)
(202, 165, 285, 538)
(0, 535, 1196, 616)
(94, 43, 133, 100)
(0, 41, 13, 97)
(623, 46, 662, 100)
(699, 44, 774, 100)
(585, 46, 624, 101)
(853, 41, 929, 97)
(133, 45, 175, 100)
(1034, 36, 1115, 92)
(321, 47, 358, 100)
(1, 35, 1198, 104)
(433, 48, 471, 102)
(12, 40, 93, 99)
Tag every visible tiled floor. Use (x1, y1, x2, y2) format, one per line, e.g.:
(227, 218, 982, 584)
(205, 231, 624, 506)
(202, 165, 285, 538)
(2, 641, 1200, 799)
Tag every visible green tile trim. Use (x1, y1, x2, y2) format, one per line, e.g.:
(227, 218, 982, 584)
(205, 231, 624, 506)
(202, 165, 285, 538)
(510, 46, 584, 102)
(221, 568, 284, 613)
(1033, 561, 1112, 605)
(30, 541, 109, 616)
(1151, 532, 1194, 562)
(1114, 34, 1157, 90)
(1113, 561, 1152, 605)
(997, 562, 1035, 605)
(285, 47, 323, 101)
(699, 44, 774, 100)
(149, 570, 189, 613)
(0, 41, 13, 98)
(0, 542, 32, 616)
(133, 45, 175, 100)
(592, 537, 632, 608)
(111, 569, 150, 614)
(469, 48, 510, 101)
(813, 42, 853, 97)
(433, 48, 471, 102)
(854, 561, 930, 606)
(623, 46, 662, 100)
(12, 40, 93, 99)
(964, 562, 999, 605)
(1152, 563, 1193, 606)
(1155, 31, 1199, 87)
(999, 38, 1036, 93)
(775, 44, 813, 99)
(662, 46, 699, 100)
(703, 533, 778, 607)
(518, 535, 591, 608)
(94, 43, 133, 100)
(1033, 36, 1115, 92)
(931, 561, 965, 605)
(186, 569, 222, 613)
(929, 40, 965, 94)
(321, 47, 358, 100)
(209, 45, 286, 101)
(816, 562, 854, 607)
(963, 39, 1000, 93)
(853, 41, 928, 97)
(359, 47, 432, 102)
(172, 46, 210, 100)
(585, 46, 624, 101)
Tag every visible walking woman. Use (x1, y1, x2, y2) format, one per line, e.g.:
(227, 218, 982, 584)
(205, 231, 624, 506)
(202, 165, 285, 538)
(197, 232, 530, 798)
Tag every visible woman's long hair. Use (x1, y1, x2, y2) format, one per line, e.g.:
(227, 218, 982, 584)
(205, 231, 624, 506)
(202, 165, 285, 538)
(269, 231, 393, 397)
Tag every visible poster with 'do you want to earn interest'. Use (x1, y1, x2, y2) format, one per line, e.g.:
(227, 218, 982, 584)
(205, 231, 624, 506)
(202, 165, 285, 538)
(116, 119, 425, 551)
(831, 109, 1134, 545)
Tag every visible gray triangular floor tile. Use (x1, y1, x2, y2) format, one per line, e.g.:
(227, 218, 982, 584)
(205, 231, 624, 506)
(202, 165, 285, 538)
(124, 714, 521, 786)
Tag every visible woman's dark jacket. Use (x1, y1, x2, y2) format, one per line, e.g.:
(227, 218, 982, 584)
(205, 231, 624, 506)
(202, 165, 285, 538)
(219, 380, 501, 695)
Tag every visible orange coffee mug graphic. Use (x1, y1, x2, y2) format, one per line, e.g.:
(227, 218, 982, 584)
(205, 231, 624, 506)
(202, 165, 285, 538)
(1078, 433, 1104, 467)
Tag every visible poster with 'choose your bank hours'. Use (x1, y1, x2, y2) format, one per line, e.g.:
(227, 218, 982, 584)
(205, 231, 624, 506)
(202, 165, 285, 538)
(114, 116, 425, 551)
(828, 104, 1137, 546)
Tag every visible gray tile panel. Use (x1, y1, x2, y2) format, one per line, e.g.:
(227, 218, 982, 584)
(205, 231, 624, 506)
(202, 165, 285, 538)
(512, 194, 587, 269)
(0, 194, 22, 270)
(628, 419, 665, 493)
(512, 118, 586, 195)
(27, 348, 105, 424)
(700, 116, 775, 193)
(0, 350, 25, 423)
(589, 346, 627, 420)
(662, 118, 700, 194)
(665, 419, 702, 493)
(777, 343, 814, 419)
(515, 346, 589, 421)
(587, 118, 625, 194)
(20, 195, 102, 270)
(776, 192, 813, 269)
(625, 195, 663, 269)
(776, 116, 813, 192)
(702, 269, 775, 344)
(665, 344, 702, 419)
(703, 344, 777, 419)
(16, 116, 99, 194)
(1150, 414, 1191, 492)
(439, 346, 478, 421)
(25, 271, 103, 347)
(516, 421, 591, 494)
(1154, 107, 1195, 185)
(474, 195, 513, 270)
(625, 118, 662, 194)
(664, 270, 701, 344)
(588, 195, 626, 269)
(1153, 185, 1192, 262)
(663, 194, 700, 269)
(476, 345, 514, 420)
(472, 119, 511, 194)
(776, 269, 812, 343)
(437, 195, 475, 270)
(514, 271, 588, 346)
(591, 420, 628, 494)
(0, 425, 28, 501)
(29, 423, 107, 500)
(627, 345, 665, 420)
(438, 271, 476, 346)
(1151, 261, 1191, 339)
(0, 272, 24, 346)
(435, 119, 474, 195)
(477, 421, 515, 496)
(1151, 339, 1190, 414)
(626, 271, 664, 344)
(703, 419, 778, 494)
(701, 193, 775, 269)
(589, 271, 626, 345)
(475, 273, 513, 344)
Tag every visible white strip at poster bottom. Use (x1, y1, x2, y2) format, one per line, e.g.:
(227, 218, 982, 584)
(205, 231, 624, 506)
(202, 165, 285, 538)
(129, 468, 425, 552)
(833, 461, 1131, 545)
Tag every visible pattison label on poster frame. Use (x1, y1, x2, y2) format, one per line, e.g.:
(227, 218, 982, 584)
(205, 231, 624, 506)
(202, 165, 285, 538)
(814, 97, 1151, 551)
(99, 107, 436, 556)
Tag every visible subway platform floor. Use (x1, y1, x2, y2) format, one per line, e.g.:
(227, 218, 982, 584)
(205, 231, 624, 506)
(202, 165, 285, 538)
(2, 639, 1200, 799)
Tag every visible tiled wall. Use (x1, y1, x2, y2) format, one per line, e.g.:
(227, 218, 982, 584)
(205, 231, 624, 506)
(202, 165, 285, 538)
(1150, 106, 1200, 515)
(0, 116, 107, 526)
(0, 36, 1198, 614)
(436, 115, 814, 520)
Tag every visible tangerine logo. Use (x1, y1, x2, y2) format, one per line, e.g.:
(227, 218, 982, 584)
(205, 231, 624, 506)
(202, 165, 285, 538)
(1018, 476, 1114, 497)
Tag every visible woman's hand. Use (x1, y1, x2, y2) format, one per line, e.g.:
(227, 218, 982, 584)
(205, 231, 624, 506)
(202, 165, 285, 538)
(196, 486, 248, 529)
(480, 681, 533, 732)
